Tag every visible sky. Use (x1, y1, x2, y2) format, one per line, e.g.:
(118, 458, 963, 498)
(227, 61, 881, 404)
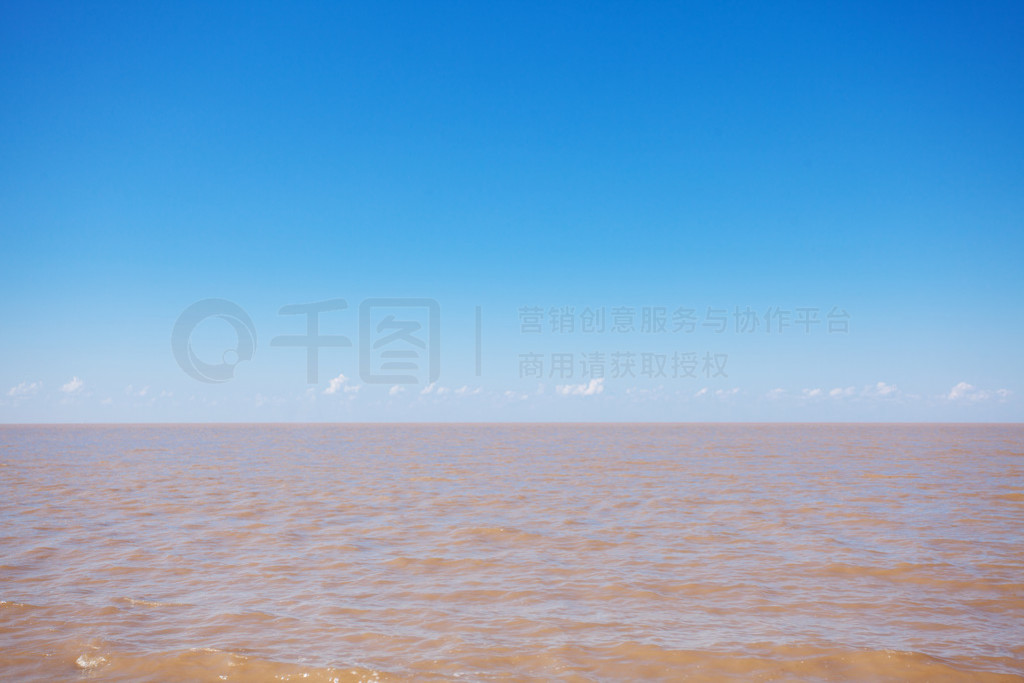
(1, 0, 1022, 422)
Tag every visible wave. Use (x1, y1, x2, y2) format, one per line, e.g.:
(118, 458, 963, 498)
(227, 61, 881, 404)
(4, 642, 1017, 682)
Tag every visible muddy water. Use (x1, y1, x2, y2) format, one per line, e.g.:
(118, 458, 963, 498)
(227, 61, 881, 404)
(1, 423, 1021, 681)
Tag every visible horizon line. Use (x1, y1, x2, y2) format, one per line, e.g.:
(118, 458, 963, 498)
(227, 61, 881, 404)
(1, 421, 1022, 427)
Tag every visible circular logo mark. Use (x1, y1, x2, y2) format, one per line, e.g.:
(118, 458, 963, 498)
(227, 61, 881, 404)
(171, 299, 257, 383)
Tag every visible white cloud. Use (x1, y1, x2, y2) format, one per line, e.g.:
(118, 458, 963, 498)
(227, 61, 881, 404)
(625, 385, 665, 400)
(695, 387, 738, 399)
(455, 385, 483, 396)
(7, 381, 41, 398)
(61, 377, 84, 394)
(420, 383, 458, 396)
(503, 390, 529, 401)
(555, 378, 605, 396)
(946, 382, 1011, 402)
(389, 385, 406, 396)
(947, 381, 981, 401)
(769, 385, 884, 401)
(324, 373, 360, 395)
(862, 381, 899, 398)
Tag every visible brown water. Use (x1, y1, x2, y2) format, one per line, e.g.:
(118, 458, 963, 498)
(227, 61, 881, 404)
(1, 424, 1022, 681)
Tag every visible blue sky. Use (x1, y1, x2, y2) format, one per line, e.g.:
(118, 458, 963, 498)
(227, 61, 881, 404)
(1, 1, 1021, 422)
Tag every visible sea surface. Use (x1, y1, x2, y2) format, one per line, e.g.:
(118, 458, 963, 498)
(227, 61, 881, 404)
(1, 423, 1022, 681)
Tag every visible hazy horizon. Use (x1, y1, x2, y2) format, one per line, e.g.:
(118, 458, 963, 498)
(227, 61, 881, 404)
(2, 419, 1023, 426)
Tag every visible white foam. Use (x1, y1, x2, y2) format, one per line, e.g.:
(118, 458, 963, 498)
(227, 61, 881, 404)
(75, 653, 107, 669)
